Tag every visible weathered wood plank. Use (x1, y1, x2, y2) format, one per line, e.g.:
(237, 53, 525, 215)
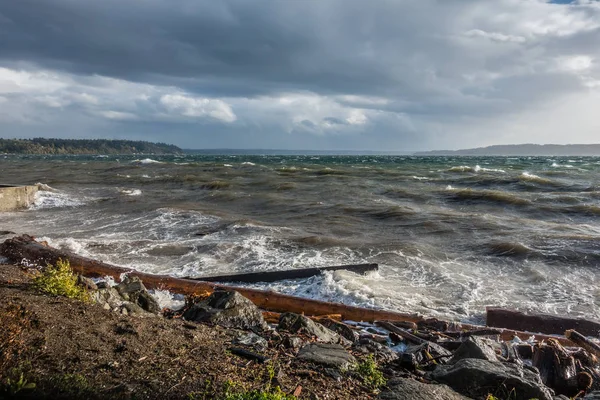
(487, 307, 600, 337)
(185, 263, 378, 283)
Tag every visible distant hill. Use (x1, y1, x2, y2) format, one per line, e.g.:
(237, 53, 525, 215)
(414, 144, 600, 156)
(0, 138, 182, 155)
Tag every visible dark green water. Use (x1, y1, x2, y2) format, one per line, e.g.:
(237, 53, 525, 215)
(1, 154, 599, 323)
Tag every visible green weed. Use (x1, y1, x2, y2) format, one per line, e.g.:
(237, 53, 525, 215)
(32, 259, 90, 301)
(355, 355, 386, 390)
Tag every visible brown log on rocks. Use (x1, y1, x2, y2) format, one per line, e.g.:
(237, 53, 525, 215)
(374, 320, 427, 345)
(443, 328, 503, 339)
(0, 235, 423, 323)
(0, 235, 583, 345)
(487, 307, 600, 337)
(565, 329, 600, 358)
(186, 263, 378, 283)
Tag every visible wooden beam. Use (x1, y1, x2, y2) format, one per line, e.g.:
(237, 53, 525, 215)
(487, 307, 600, 338)
(0, 235, 581, 346)
(0, 235, 422, 323)
(184, 263, 378, 283)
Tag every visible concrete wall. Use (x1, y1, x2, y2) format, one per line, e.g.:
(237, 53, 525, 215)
(0, 185, 38, 212)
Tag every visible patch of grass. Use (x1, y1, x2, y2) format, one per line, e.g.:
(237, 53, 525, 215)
(222, 384, 296, 400)
(32, 259, 90, 301)
(355, 355, 386, 390)
(1, 369, 36, 397)
(48, 373, 94, 397)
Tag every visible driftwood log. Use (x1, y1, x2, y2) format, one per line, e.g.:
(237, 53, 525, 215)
(487, 307, 600, 337)
(533, 339, 579, 396)
(0, 235, 423, 323)
(565, 329, 600, 358)
(0, 235, 579, 344)
(187, 263, 378, 283)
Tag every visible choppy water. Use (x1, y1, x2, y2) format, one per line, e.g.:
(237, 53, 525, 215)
(2, 154, 600, 324)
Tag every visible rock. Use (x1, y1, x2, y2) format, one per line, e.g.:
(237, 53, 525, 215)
(233, 332, 268, 352)
(319, 318, 359, 343)
(353, 338, 398, 363)
(297, 343, 356, 369)
(283, 335, 305, 351)
(278, 313, 349, 345)
(116, 276, 161, 314)
(93, 287, 125, 310)
(96, 281, 110, 289)
(77, 275, 98, 291)
(404, 342, 453, 366)
(183, 290, 268, 331)
(450, 336, 498, 364)
(431, 358, 554, 400)
(379, 377, 472, 400)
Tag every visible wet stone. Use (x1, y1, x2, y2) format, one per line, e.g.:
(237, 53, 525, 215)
(431, 358, 554, 400)
(183, 290, 268, 331)
(450, 336, 499, 364)
(297, 343, 356, 369)
(278, 313, 349, 345)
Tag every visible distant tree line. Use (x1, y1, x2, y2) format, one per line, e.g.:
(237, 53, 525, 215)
(0, 138, 183, 155)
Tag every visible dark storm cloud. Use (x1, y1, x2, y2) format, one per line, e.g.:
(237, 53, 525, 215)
(1, 0, 600, 150)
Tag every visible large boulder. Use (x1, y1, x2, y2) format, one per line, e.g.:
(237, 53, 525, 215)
(278, 312, 349, 345)
(450, 336, 499, 364)
(431, 358, 554, 400)
(297, 343, 356, 369)
(116, 276, 161, 314)
(183, 290, 268, 331)
(379, 378, 472, 400)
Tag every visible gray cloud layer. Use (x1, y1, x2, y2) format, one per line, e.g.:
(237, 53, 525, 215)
(1, 0, 599, 150)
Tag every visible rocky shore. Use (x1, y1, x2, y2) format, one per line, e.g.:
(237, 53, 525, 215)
(2, 260, 600, 399)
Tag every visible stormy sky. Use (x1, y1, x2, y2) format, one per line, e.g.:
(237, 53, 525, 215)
(0, 0, 599, 151)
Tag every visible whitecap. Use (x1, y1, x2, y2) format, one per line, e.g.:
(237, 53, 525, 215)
(241, 162, 256, 166)
(132, 158, 163, 164)
(120, 189, 142, 196)
(31, 190, 85, 209)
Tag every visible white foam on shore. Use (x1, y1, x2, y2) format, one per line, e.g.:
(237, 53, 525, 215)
(132, 158, 163, 164)
(31, 190, 86, 209)
(150, 289, 185, 310)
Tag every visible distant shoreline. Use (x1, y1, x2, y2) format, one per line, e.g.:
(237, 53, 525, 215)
(414, 143, 600, 156)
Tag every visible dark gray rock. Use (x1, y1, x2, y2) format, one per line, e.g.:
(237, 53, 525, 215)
(297, 343, 356, 369)
(278, 312, 349, 345)
(96, 281, 110, 289)
(405, 342, 453, 366)
(353, 338, 398, 363)
(233, 332, 268, 352)
(432, 358, 554, 400)
(450, 336, 498, 364)
(282, 335, 304, 351)
(379, 378, 472, 400)
(183, 290, 268, 331)
(77, 275, 98, 291)
(319, 318, 359, 343)
(116, 276, 161, 314)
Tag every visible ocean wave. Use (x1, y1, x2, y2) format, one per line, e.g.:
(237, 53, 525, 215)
(447, 165, 505, 173)
(445, 188, 530, 206)
(487, 241, 533, 257)
(31, 189, 86, 209)
(132, 158, 163, 164)
(200, 180, 231, 190)
(119, 188, 142, 196)
(519, 172, 554, 185)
